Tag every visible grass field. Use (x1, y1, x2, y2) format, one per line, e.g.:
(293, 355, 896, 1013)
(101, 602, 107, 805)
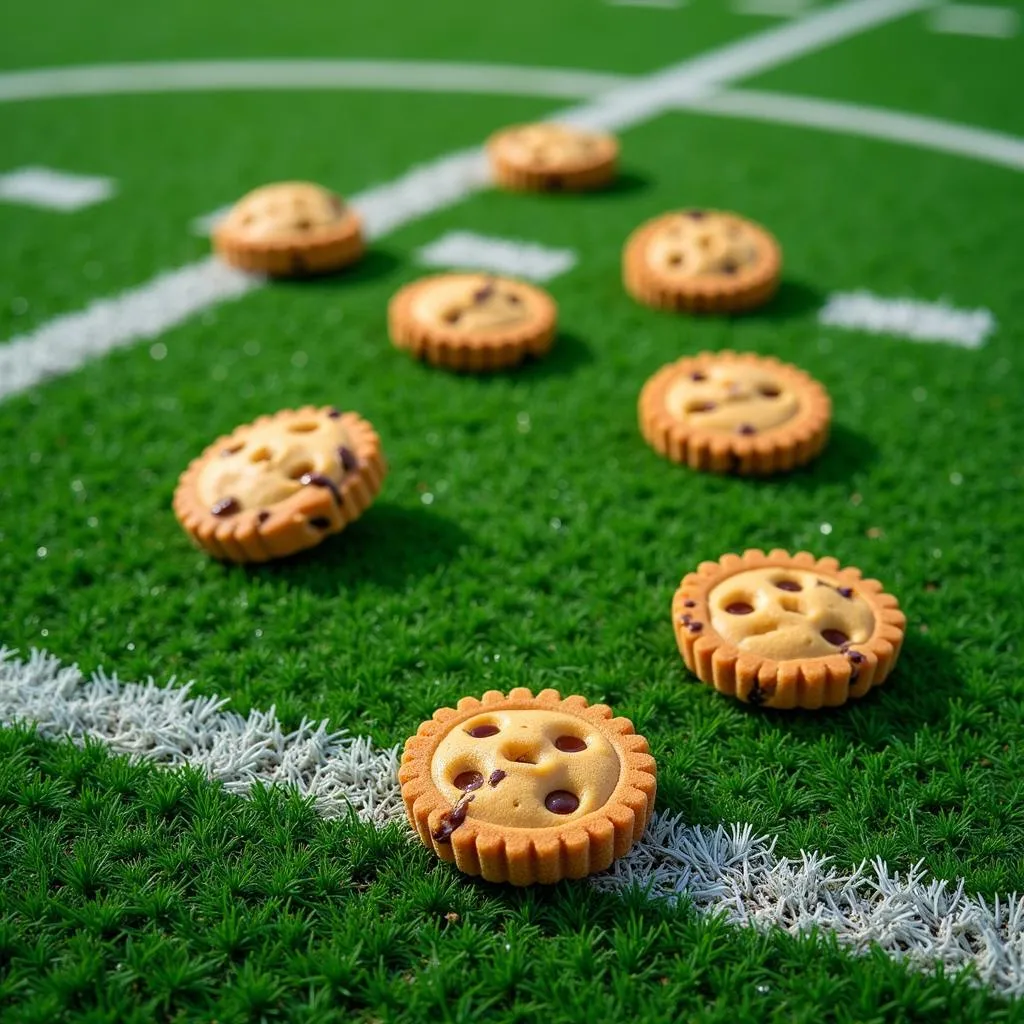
(1, 0, 1023, 1020)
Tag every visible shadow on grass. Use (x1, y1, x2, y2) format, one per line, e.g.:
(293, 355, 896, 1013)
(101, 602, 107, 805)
(273, 248, 403, 289)
(732, 629, 958, 748)
(254, 502, 470, 593)
(744, 278, 824, 322)
(772, 421, 878, 485)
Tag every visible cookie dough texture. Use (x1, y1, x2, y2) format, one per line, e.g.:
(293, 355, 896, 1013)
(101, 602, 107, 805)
(624, 210, 781, 313)
(400, 688, 657, 885)
(173, 406, 386, 563)
(639, 351, 831, 475)
(388, 273, 557, 372)
(487, 123, 618, 191)
(213, 182, 364, 277)
(673, 549, 907, 710)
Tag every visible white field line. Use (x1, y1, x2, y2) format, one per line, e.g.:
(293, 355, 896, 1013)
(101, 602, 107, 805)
(928, 4, 1019, 38)
(819, 290, 996, 348)
(0, 60, 628, 106)
(682, 87, 1024, 171)
(415, 230, 578, 281)
(733, 0, 816, 18)
(606, 0, 685, 9)
(2, 646, 1023, 998)
(0, 166, 115, 212)
(0, 0, 926, 401)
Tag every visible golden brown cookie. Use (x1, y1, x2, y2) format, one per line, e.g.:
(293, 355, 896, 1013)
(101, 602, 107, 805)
(388, 273, 557, 372)
(173, 406, 386, 563)
(212, 182, 363, 277)
(399, 688, 657, 885)
(639, 351, 831, 475)
(623, 209, 781, 313)
(487, 123, 619, 192)
(673, 550, 907, 710)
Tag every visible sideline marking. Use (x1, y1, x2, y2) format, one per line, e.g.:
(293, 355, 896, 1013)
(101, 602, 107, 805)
(606, 0, 684, 8)
(415, 230, 577, 281)
(928, 4, 1018, 37)
(734, 0, 815, 17)
(0, 166, 115, 212)
(682, 87, 1024, 171)
(0, 0, 928, 400)
(819, 290, 996, 348)
(2, 646, 1022, 998)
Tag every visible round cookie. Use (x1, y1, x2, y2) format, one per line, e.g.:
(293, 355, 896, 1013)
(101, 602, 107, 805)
(623, 209, 781, 313)
(487, 123, 619, 192)
(388, 273, 557, 372)
(673, 550, 907, 710)
(212, 182, 363, 277)
(173, 406, 386, 563)
(639, 350, 831, 475)
(399, 688, 657, 885)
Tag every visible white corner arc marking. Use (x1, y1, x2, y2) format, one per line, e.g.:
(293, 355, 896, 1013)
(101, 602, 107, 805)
(1, 646, 1022, 998)
(0, 0, 928, 401)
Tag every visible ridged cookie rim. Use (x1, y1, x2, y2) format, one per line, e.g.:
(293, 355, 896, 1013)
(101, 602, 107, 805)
(487, 123, 619, 192)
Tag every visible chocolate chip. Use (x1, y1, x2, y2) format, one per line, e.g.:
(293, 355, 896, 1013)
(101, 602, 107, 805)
(453, 771, 484, 792)
(690, 401, 716, 413)
(506, 293, 522, 305)
(721, 260, 738, 274)
(432, 794, 474, 843)
(488, 769, 506, 787)
(327, 408, 342, 419)
(338, 446, 359, 472)
(220, 443, 243, 457)
(680, 614, 692, 624)
(299, 472, 343, 506)
(837, 586, 854, 599)
(683, 600, 696, 608)
(687, 621, 703, 633)
(472, 283, 495, 303)
(775, 581, 802, 592)
(554, 736, 587, 753)
(822, 628, 849, 647)
(725, 602, 753, 615)
(759, 385, 781, 398)
(846, 650, 865, 664)
(467, 724, 499, 738)
(737, 424, 757, 436)
(257, 510, 270, 524)
(544, 790, 579, 815)
(686, 210, 705, 219)
(690, 372, 707, 382)
(309, 516, 331, 530)
(211, 497, 239, 517)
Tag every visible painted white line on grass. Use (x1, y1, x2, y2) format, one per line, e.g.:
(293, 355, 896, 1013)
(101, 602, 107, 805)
(0, 0, 925, 401)
(2, 646, 1022, 998)
(0, 60, 628, 106)
(733, 0, 815, 19)
(415, 230, 577, 281)
(928, 4, 1019, 38)
(819, 291, 996, 348)
(683, 87, 1024, 171)
(0, 166, 115, 212)
(606, 0, 685, 9)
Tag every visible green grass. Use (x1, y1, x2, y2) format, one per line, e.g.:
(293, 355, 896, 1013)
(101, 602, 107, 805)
(2, 727, 1018, 1024)
(2, 0, 1024, 1018)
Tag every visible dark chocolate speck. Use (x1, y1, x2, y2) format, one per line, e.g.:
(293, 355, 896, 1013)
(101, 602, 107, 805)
(338, 446, 359, 472)
(300, 472, 344, 506)
(211, 497, 240, 517)
(432, 794, 475, 843)
(488, 769, 507, 788)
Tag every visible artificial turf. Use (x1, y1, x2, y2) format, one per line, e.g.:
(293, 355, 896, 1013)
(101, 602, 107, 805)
(1, 0, 1023, 1019)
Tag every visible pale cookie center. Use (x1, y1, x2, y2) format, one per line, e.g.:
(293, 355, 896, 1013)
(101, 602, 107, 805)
(431, 709, 621, 828)
(665, 364, 799, 433)
(646, 213, 760, 278)
(709, 567, 876, 660)
(500, 126, 602, 168)
(413, 276, 532, 332)
(196, 415, 356, 515)
(228, 185, 345, 241)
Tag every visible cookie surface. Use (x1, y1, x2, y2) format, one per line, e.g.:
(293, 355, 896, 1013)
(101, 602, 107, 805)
(487, 123, 618, 191)
(388, 273, 557, 372)
(173, 406, 386, 563)
(639, 350, 831, 475)
(623, 209, 781, 313)
(674, 550, 907, 710)
(399, 688, 657, 885)
(212, 182, 363, 277)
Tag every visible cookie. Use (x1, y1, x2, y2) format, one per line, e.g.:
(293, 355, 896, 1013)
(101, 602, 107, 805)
(639, 350, 831, 475)
(388, 273, 557, 372)
(399, 688, 657, 885)
(173, 406, 386, 563)
(623, 209, 781, 313)
(487, 123, 618, 192)
(673, 550, 907, 710)
(212, 182, 363, 277)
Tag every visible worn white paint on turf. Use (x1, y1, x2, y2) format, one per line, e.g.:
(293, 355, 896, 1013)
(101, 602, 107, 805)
(2, 646, 1023, 998)
(928, 4, 1019, 38)
(819, 291, 996, 348)
(733, 0, 816, 18)
(415, 231, 577, 281)
(0, 166, 115, 212)
(682, 87, 1024, 171)
(0, 0, 928, 401)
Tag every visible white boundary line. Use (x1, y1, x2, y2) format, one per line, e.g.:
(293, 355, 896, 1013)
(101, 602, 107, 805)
(415, 230, 578, 281)
(2, 646, 1022, 998)
(928, 4, 1019, 38)
(0, 0, 930, 401)
(0, 165, 116, 212)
